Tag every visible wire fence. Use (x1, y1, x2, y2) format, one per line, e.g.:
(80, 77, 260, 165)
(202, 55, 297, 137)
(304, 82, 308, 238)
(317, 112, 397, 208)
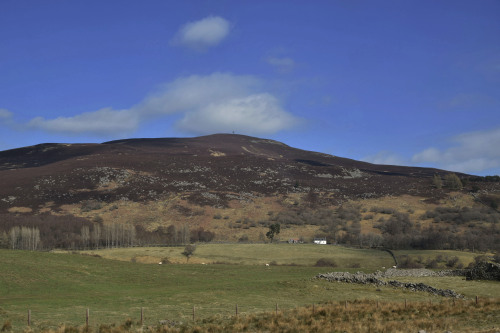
(2, 296, 491, 331)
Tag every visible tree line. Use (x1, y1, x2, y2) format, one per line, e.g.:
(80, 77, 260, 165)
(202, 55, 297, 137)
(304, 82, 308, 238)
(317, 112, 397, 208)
(0, 213, 215, 251)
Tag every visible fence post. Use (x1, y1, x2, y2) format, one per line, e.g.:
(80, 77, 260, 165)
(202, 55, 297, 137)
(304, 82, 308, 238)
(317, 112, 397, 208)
(193, 306, 195, 322)
(376, 300, 379, 309)
(141, 307, 144, 326)
(405, 299, 407, 309)
(345, 301, 347, 309)
(28, 309, 31, 327)
(235, 304, 238, 316)
(86, 308, 89, 327)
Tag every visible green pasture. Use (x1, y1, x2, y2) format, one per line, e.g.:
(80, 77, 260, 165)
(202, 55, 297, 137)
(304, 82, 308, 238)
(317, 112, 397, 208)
(392, 249, 481, 267)
(78, 243, 395, 269)
(0, 246, 498, 331)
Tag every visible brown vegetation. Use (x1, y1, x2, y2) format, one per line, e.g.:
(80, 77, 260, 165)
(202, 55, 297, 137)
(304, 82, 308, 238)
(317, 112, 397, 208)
(0, 134, 499, 251)
(24, 298, 500, 332)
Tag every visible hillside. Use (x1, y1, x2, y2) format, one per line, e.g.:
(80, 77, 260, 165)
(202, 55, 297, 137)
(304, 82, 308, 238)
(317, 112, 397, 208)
(0, 134, 499, 250)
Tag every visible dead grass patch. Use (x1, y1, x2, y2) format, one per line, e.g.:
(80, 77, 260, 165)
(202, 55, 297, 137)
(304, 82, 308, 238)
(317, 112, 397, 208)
(7, 206, 33, 213)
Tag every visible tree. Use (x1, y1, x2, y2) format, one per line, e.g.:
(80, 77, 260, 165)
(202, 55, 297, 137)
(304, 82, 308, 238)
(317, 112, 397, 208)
(181, 244, 196, 262)
(433, 174, 443, 189)
(266, 223, 281, 243)
(81, 226, 90, 249)
(0, 231, 9, 249)
(91, 224, 101, 249)
(444, 173, 463, 190)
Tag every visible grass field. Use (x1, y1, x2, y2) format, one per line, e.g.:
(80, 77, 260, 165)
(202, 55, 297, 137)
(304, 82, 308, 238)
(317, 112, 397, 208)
(0, 246, 499, 331)
(392, 249, 481, 267)
(77, 243, 396, 268)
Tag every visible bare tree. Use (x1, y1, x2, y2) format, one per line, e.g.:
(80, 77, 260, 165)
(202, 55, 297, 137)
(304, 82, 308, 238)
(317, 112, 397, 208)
(81, 226, 90, 250)
(180, 224, 190, 245)
(9, 226, 20, 249)
(92, 224, 101, 249)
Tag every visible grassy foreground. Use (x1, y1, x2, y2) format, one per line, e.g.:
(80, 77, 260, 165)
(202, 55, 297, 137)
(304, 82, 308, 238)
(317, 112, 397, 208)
(25, 298, 500, 333)
(0, 246, 499, 331)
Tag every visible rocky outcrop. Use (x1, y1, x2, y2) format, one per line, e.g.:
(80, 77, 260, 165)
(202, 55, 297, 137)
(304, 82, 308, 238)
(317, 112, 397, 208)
(466, 261, 500, 281)
(380, 268, 466, 278)
(316, 271, 464, 298)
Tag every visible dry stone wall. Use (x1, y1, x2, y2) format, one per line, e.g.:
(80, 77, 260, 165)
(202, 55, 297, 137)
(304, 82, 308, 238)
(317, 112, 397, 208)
(466, 262, 500, 281)
(316, 270, 464, 298)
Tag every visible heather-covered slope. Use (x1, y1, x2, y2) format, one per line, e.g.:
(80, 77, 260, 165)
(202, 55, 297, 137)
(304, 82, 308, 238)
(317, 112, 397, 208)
(0, 134, 456, 211)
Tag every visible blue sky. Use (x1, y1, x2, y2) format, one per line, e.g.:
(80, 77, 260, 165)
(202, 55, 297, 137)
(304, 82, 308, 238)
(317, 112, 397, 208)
(1, 1, 499, 176)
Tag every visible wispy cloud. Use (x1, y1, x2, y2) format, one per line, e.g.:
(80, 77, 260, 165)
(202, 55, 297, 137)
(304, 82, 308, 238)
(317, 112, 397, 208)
(172, 16, 230, 51)
(0, 109, 13, 121)
(438, 93, 498, 111)
(412, 127, 500, 174)
(27, 108, 140, 136)
(363, 151, 405, 166)
(17, 73, 300, 137)
(266, 56, 295, 73)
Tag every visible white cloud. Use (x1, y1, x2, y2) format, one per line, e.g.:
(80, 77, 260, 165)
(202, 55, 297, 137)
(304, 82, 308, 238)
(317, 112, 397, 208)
(27, 108, 140, 135)
(0, 108, 13, 120)
(177, 93, 299, 135)
(412, 147, 441, 163)
(363, 151, 405, 166)
(172, 16, 230, 51)
(136, 73, 259, 115)
(266, 57, 295, 73)
(412, 127, 500, 174)
(22, 72, 299, 137)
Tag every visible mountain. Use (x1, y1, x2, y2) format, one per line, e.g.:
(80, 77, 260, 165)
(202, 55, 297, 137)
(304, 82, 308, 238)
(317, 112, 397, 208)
(0, 134, 455, 209)
(0, 134, 499, 249)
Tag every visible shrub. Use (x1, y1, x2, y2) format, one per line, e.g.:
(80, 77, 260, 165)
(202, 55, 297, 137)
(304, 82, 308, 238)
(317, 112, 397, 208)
(190, 227, 215, 242)
(1, 320, 12, 332)
(314, 258, 337, 267)
(370, 207, 395, 215)
(398, 255, 424, 269)
(160, 257, 171, 264)
(93, 215, 103, 223)
(444, 173, 463, 190)
(425, 259, 439, 269)
(493, 253, 500, 264)
(81, 200, 102, 212)
(433, 174, 443, 189)
(473, 255, 489, 264)
(446, 256, 460, 268)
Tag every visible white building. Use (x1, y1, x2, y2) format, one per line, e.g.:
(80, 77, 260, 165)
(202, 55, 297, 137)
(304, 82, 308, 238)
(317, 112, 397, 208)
(313, 238, 327, 245)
